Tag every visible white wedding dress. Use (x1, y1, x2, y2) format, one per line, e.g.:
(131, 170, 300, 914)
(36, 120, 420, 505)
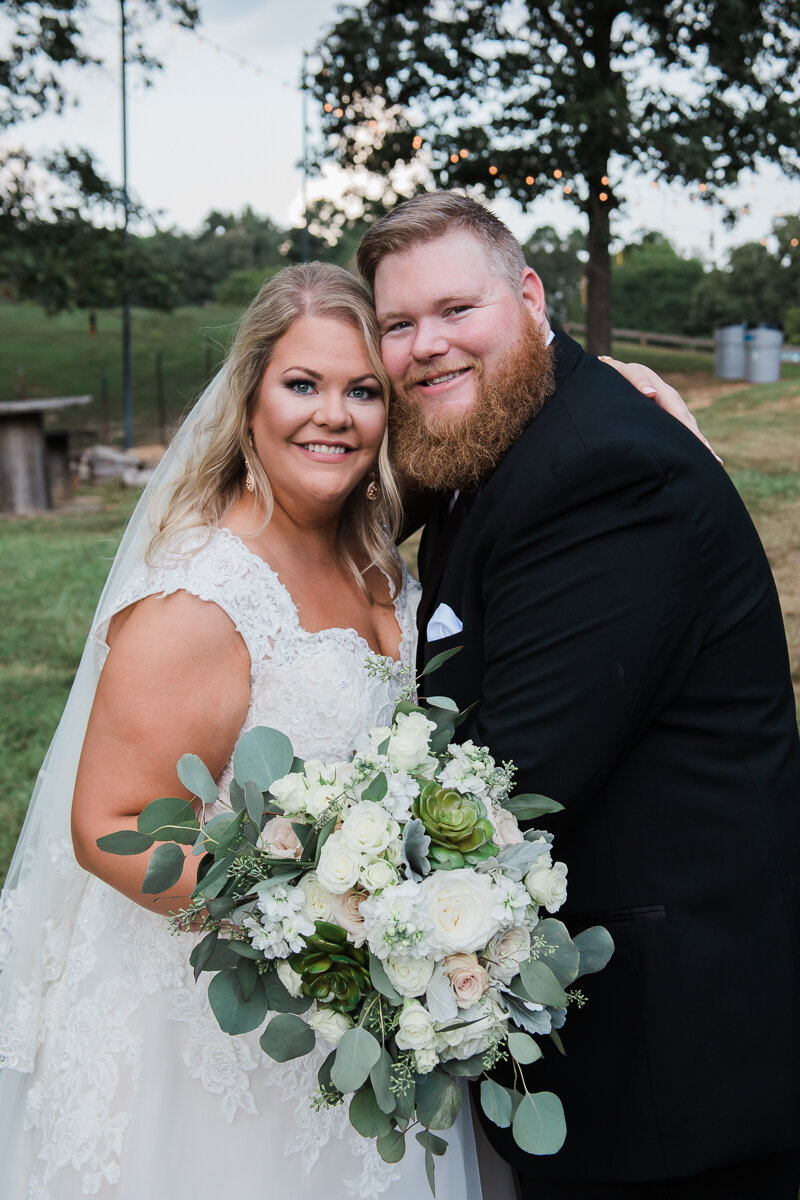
(0, 527, 486, 1200)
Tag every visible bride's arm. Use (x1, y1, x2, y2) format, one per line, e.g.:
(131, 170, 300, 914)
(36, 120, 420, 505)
(71, 590, 251, 915)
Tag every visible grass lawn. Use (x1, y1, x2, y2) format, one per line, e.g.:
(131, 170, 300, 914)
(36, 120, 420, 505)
(1, 350, 798, 886)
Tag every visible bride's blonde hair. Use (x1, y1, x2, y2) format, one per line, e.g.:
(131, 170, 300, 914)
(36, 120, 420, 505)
(148, 262, 403, 596)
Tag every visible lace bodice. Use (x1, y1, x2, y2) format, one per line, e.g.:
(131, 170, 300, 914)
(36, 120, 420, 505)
(101, 526, 419, 770)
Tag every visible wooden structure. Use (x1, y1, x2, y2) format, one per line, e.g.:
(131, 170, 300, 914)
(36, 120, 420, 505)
(0, 396, 92, 514)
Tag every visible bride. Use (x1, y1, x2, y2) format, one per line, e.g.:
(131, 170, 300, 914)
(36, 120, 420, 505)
(0, 263, 486, 1199)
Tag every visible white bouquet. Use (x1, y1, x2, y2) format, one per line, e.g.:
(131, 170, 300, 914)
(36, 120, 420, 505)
(100, 652, 613, 1191)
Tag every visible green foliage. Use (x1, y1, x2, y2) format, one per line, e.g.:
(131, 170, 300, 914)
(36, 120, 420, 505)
(522, 226, 586, 326)
(260, 1012, 316, 1060)
(785, 308, 800, 345)
(611, 235, 704, 336)
(215, 267, 279, 307)
(331, 1026, 382, 1093)
(512, 1091, 567, 1155)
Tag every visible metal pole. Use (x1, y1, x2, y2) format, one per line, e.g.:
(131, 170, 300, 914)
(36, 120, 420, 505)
(301, 50, 309, 263)
(120, 0, 133, 448)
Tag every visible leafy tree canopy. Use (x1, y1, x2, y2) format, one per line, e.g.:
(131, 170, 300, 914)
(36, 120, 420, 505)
(311, 0, 800, 352)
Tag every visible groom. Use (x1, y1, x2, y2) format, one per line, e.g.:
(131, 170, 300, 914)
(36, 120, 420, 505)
(358, 193, 800, 1199)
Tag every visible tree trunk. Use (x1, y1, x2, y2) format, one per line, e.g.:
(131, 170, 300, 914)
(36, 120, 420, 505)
(585, 193, 612, 355)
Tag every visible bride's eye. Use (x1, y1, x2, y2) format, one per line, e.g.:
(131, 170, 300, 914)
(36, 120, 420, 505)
(349, 385, 380, 401)
(286, 379, 316, 396)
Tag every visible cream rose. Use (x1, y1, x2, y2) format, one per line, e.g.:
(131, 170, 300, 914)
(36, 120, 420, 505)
(299, 871, 333, 922)
(276, 960, 304, 997)
(308, 1006, 353, 1046)
(316, 831, 362, 895)
(328, 887, 368, 947)
(490, 804, 524, 849)
(269, 772, 307, 815)
(340, 801, 393, 855)
(423, 869, 499, 954)
(360, 858, 397, 892)
(395, 1000, 436, 1052)
(387, 711, 437, 772)
(257, 816, 304, 859)
(305, 783, 340, 821)
(524, 860, 568, 913)
(415, 1046, 438, 1074)
(444, 952, 490, 1008)
(436, 994, 507, 1061)
(384, 954, 435, 998)
(484, 926, 531, 985)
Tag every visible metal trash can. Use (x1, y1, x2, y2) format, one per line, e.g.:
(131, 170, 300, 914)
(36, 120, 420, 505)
(714, 323, 746, 380)
(745, 322, 783, 384)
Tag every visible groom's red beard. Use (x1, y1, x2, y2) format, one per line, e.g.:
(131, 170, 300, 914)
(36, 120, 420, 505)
(388, 319, 555, 492)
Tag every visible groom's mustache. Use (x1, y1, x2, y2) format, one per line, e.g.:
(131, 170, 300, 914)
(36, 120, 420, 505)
(400, 357, 482, 393)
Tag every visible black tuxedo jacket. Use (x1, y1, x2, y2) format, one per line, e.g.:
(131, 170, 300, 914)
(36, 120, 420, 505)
(417, 330, 800, 1183)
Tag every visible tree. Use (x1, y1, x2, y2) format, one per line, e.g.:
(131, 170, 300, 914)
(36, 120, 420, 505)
(521, 226, 585, 326)
(311, 1, 800, 353)
(611, 233, 704, 335)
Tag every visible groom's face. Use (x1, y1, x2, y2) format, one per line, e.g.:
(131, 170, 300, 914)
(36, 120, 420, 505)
(373, 229, 547, 418)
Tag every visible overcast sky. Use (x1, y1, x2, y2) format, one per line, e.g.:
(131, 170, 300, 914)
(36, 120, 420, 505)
(4, 0, 800, 266)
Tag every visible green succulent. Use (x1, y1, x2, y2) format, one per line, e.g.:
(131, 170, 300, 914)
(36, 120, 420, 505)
(289, 920, 371, 1014)
(412, 781, 497, 868)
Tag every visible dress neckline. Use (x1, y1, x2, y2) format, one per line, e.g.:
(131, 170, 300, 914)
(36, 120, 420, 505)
(215, 525, 409, 666)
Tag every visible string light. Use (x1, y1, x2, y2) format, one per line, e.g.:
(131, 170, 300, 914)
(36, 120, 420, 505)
(601, 175, 609, 186)
(459, 148, 468, 158)
(450, 153, 459, 163)
(564, 184, 572, 194)
(599, 191, 608, 201)
(489, 165, 498, 175)
(553, 168, 563, 179)
(699, 182, 707, 192)
(792, 238, 799, 247)
(323, 102, 333, 112)
(334, 108, 343, 117)
(412, 135, 422, 149)
(525, 175, 534, 185)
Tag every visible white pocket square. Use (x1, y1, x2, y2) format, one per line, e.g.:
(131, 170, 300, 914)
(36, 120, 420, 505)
(426, 602, 464, 643)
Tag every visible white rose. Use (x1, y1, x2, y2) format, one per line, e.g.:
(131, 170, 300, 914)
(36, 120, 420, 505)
(276, 960, 304, 997)
(395, 1000, 436, 1052)
(269, 773, 307, 815)
(299, 871, 333, 922)
(490, 804, 524, 849)
(423, 869, 499, 954)
(524, 861, 568, 913)
(328, 887, 368, 947)
(484, 926, 531, 985)
(305, 783, 340, 821)
(360, 858, 398, 892)
(316, 832, 362, 895)
(387, 711, 437, 772)
(384, 954, 435, 998)
(257, 815, 304, 859)
(444, 952, 490, 1008)
(309, 1007, 353, 1046)
(415, 1046, 439, 1074)
(341, 801, 393, 855)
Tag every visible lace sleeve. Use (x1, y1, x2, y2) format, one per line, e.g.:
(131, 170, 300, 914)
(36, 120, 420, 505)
(92, 528, 295, 676)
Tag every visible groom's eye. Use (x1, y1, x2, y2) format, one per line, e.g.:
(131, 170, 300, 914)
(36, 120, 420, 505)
(446, 305, 472, 316)
(382, 321, 411, 335)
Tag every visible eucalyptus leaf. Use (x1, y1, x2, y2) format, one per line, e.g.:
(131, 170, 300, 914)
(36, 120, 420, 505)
(197, 939, 240, 972)
(229, 778, 246, 814)
(501, 991, 556, 1037)
(317, 1048, 338, 1092)
(369, 953, 402, 1004)
(533, 919, 581, 987)
(193, 852, 236, 899)
(244, 780, 265, 825)
(208, 971, 268, 1035)
(376, 1127, 406, 1164)
(418, 646, 462, 677)
(453, 700, 478, 728)
(237, 955, 258, 1002)
(189, 929, 217, 981)
(202, 811, 245, 855)
(512, 1091, 567, 1156)
(440, 1052, 485, 1077)
(574, 925, 615, 977)
(177, 753, 218, 806)
(137, 796, 200, 845)
(141, 842, 185, 894)
(392, 1074, 415, 1124)
(228, 939, 263, 960)
(233, 725, 294, 791)
(349, 1085, 394, 1138)
(260, 1012, 316, 1062)
(313, 816, 338, 866)
(362, 772, 388, 803)
(480, 1078, 513, 1128)
(424, 1145, 435, 1194)
(205, 894, 242, 920)
(503, 794, 564, 820)
(331, 1026, 382, 1095)
(401, 818, 431, 883)
(370, 1048, 396, 1115)
(96, 830, 154, 856)
(416, 1129, 448, 1156)
(518, 959, 569, 1007)
(262, 970, 314, 1015)
(424, 695, 459, 712)
(507, 1031, 543, 1065)
(415, 1069, 462, 1130)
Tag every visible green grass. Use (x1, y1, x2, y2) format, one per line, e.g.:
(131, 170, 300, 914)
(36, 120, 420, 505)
(0, 301, 242, 446)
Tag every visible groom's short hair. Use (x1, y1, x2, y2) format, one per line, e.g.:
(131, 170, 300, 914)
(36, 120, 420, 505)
(356, 191, 527, 294)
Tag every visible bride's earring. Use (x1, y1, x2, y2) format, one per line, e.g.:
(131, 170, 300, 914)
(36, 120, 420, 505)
(366, 471, 380, 501)
(244, 431, 255, 493)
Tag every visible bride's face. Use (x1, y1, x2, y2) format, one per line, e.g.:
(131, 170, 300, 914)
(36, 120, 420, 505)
(251, 314, 386, 516)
